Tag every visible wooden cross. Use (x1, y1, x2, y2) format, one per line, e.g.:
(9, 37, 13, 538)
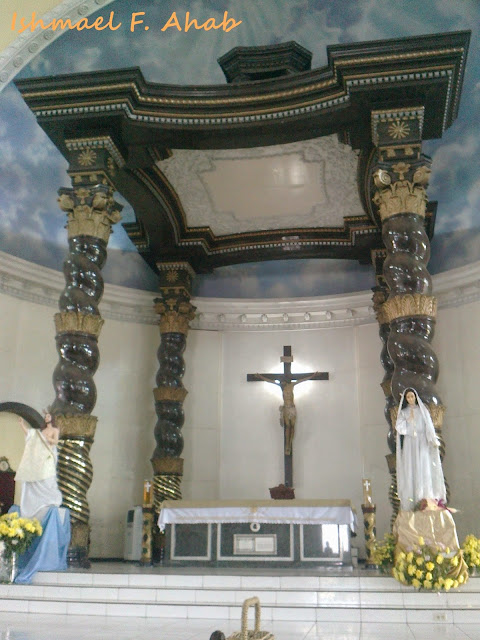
(247, 346, 329, 488)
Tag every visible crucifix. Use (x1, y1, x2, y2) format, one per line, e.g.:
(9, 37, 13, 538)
(247, 346, 329, 489)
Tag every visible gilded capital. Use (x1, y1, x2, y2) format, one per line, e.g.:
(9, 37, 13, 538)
(55, 413, 97, 439)
(54, 311, 104, 337)
(372, 163, 431, 221)
(372, 288, 389, 325)
(154, 299, 197, 335)
(58, 184, 122, 242)
(153, 386, 188, 403)
(382, 294, 437, 323)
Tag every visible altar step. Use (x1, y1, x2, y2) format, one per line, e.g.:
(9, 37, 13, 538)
(0, 572, 479, 624)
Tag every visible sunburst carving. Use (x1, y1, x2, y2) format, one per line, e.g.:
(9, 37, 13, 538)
(387, 120, 411, 140)
(77, 149, 97, 167)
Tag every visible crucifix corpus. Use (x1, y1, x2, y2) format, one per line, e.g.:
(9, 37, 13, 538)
(247, 346, 329, 492)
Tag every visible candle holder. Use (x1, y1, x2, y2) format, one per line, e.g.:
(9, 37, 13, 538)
(362, 478, 378, 568)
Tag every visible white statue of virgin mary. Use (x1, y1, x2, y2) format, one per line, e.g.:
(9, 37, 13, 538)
(395, 388, 446, 511)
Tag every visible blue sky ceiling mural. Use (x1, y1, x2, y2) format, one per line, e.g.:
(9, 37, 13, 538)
(0, 0, 479, 298)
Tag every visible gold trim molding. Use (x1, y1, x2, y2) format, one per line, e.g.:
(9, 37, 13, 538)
(153, 386, 188, 403)
(382, 293, 437, 323)
(54, 311, 104, 337)
(56, 414, 97, 439)
(151, 457, 184, 475)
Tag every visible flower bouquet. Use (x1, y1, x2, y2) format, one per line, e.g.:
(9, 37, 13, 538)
(393, 537, 469, 591)
(0, 512, 43, 582)
(462, 534, 480, 574)
(371, 533, 395, 573)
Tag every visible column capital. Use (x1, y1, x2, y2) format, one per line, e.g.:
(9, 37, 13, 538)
(58, 183, 123, 242)
(372, 287, 389, 325)
(372, 159, 431, 221)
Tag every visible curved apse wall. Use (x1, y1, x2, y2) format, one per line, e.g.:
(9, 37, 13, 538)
(1, 0, 479, 299)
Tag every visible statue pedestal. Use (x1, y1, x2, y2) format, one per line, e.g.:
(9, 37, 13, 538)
(393, 509, 459, 552)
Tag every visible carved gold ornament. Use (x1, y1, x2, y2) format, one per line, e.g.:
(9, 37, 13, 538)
(372, 165, 431, 221)
(55, 414, 97, 439)
(382, 293, 437, 323)
(65, 205, 122, 241)
(155, 299, 197, 335)
(388, 119, 411, 140)
(153, 386, 188, 403)
(372, 289, 389, 325)
(54, 311, 104, 337)
(106, 157, 116, 174)
(166, 269, 179, 283)
(428, 403, 446, 430)
(77, 149, 97, 167)
(381, 379, 392, 398)
(151, 457, 184, 475)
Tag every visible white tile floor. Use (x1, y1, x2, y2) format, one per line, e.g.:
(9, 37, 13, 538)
(0, 614, 479, 640)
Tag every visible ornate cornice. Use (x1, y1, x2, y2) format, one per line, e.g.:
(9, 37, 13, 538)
(17, 34, 468, 136)
(2, 251, 480, 329)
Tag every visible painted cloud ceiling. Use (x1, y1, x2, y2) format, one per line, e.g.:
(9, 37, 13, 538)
(0, 0, 479, 298)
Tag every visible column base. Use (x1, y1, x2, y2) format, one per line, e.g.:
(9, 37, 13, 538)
(68, 521, 91, 568)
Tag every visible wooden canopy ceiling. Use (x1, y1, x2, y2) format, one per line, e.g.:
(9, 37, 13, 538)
(16, 31, 470, 276)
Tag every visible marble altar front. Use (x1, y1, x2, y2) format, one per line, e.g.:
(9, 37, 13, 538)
(158, 499, 356, 567)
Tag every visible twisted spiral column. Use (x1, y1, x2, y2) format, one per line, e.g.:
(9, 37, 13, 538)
(372, 284, 399, 527)
(151, 263, 196, 514)
(52, 176, 122, 566)
(370, 109, 447, 514)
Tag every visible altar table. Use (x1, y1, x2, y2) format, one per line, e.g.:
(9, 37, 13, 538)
(158, 499, 356, 567)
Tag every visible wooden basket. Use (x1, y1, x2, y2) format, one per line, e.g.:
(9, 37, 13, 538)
(227, 597, 274, 640)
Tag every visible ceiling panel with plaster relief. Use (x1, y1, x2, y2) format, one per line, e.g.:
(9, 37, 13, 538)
(159, 135, 361, 235)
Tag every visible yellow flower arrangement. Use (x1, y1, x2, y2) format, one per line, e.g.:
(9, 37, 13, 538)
(0, 512, 42, 559)
(392, 536, 469, 592)
(461, 535, 480, 573)
(370, 533, 395, 573)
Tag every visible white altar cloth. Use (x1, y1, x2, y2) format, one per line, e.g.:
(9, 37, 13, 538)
(158, 499, 356, 531)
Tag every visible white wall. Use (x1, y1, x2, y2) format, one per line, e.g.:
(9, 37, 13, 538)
(2, 277, 480, 557)
(0, 290, 158, 558)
